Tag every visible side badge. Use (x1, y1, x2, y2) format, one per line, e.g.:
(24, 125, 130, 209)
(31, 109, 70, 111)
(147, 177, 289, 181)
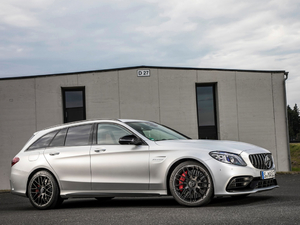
(152, 156, 166, 163)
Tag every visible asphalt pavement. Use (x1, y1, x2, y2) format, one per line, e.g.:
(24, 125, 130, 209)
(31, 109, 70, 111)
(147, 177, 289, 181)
(1, 174, 300, 225)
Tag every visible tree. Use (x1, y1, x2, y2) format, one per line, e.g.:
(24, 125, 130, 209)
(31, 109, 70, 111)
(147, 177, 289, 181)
(293, 104, 300, 135)
(287, 105, 295, 139)
(287, 104, 300, 141)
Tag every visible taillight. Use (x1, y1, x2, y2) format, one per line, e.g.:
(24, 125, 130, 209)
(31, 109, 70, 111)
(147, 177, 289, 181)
(11, 157, 20, 167)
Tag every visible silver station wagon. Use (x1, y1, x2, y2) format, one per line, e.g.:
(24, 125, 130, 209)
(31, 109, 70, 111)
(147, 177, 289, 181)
(10, 119, 279, 209)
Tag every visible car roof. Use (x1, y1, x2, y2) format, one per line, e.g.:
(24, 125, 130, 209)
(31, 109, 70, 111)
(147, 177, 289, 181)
(34, 118, 148, 135)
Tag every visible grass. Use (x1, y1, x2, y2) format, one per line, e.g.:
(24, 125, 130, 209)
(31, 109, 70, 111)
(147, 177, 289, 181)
(290, 143, 300, 171)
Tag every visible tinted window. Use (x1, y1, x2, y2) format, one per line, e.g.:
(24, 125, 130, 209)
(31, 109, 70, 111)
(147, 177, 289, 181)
(65, 91, 84, 108)
(28, 131, 58, 150)
(65, 124, 93, 146)
(126, 121, 188, 141)
(197, 86, 216, 126)
(97, 124, 132, 145)
(196, 84, 218, 139)
(49, 128, 67, 147)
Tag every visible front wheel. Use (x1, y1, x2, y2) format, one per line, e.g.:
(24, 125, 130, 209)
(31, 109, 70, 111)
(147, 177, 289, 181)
(169, 161, 213, 207)
(28, 170, 62, 210)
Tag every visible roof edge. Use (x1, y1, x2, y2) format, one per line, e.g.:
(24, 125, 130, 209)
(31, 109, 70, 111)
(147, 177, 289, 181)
(0, 65, 287, 80)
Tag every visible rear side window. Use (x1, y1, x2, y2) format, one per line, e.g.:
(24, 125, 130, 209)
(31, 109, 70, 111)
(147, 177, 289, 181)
(49, 128, 67, 147)
(27, 130, 58, 151)
(65, 124, 93, 146)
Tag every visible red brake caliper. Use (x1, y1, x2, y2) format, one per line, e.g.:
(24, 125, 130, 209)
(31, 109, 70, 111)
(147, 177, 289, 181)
(179, 171, 187, 191)
(36, 185, 40, 194)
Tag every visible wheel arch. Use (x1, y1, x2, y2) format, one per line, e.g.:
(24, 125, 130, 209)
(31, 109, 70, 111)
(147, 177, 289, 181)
(166, 158, 214, 196)
(26, 168, 61, 198)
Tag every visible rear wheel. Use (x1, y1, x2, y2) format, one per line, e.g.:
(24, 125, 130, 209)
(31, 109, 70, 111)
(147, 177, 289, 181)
(170, 161, 213, 207)
(28, 171, 62, 210)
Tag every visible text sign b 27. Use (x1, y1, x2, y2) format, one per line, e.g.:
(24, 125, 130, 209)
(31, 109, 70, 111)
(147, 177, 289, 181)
(137, 70, 150, 77)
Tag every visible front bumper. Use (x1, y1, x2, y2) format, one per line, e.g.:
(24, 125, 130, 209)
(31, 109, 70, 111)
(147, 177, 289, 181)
(226, 176, 278, 193)
(204, 157, 279, 196)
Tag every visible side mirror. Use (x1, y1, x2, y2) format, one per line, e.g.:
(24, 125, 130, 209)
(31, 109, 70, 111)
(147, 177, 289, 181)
(119, 135, 142, 145)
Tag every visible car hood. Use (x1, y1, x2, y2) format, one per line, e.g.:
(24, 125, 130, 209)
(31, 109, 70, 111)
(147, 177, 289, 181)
(154, 139, 264, 154)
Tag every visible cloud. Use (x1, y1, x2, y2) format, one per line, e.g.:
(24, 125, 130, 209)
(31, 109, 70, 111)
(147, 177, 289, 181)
(0, 0, 54, 28)
(0, 0, 299, 105)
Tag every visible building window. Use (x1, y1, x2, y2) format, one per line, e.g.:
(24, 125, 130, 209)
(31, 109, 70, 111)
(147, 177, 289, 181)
(196, 84, 218, 140)
(62, 87, 86, 123)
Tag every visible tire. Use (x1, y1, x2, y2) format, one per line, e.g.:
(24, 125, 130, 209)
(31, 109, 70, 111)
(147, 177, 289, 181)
(169, 161, 213, 207)
(28, 170, 61, 210)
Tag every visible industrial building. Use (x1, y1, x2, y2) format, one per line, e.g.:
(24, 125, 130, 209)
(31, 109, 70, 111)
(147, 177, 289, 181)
(0, 66, 290, 190)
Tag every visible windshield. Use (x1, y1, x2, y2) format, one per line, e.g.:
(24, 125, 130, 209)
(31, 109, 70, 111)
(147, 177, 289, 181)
(126, 121, 189, 141)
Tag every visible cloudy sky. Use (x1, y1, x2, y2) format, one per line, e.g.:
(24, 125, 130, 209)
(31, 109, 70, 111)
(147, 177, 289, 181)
(1, 0, 299, 105)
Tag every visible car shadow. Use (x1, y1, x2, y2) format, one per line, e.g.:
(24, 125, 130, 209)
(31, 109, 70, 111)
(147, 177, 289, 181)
(59, 197, 178, 209)
(58, 195, 276, 209)
(208, 195, 275, 207)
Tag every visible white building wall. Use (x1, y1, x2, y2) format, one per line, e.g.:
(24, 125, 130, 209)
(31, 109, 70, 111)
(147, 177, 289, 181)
(271, 73, 290, 171)
(118, 69, 160, 122)
(235, 72, 276, 149)
(196, 70, 239, 140)
(194, 70, 289, 171)
(0, 67, 290, 189)
(78, 71, 120, 119)
(0, 79, 37, 190)
(159, 69, 198, 138)
(35, 75, 78, 129)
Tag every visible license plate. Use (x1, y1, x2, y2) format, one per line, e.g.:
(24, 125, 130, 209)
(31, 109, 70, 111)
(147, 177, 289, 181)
(261, 170, 275, 179)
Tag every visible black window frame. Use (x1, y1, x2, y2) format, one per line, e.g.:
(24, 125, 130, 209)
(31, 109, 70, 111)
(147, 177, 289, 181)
(95, 123, 134, 145)
(26, 130, 59, 151)
(64, 124, 94, 147)
(26, 123, 95, 151)
(92, 122, 148, 146)
(62, 87, 86, 123)
(195, 83, 218, 140)
(49, 128, 67, 147)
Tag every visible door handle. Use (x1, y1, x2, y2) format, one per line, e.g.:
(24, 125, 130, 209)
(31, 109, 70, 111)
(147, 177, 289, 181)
(49, 152, 60, 156)
(94, 149, 106, 153)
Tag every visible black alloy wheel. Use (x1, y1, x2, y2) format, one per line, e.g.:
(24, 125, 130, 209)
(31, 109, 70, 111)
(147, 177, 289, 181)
(28, 170, 63, 210)
(170, 161, 213, 207)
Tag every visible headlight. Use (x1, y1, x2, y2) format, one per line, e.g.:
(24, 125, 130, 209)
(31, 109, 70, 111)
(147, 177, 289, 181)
(209, 151, 247, 166)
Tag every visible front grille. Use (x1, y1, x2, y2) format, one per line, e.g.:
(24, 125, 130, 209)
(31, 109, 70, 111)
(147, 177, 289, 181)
(249, 153, 273, 169)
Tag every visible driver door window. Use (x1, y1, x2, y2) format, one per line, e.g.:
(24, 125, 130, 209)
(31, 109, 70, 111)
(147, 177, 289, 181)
(97, 123, 132, 145)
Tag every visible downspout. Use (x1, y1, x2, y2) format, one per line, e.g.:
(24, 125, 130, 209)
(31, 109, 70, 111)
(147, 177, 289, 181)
(284, 71, 289, 80)
(284, 71, 292, 171)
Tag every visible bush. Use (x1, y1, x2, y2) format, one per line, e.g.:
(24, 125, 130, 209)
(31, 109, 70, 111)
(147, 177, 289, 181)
(290, 143, 300, 171)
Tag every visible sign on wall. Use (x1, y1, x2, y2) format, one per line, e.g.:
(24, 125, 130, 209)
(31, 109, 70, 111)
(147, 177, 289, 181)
(137, 70, 150, 77)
